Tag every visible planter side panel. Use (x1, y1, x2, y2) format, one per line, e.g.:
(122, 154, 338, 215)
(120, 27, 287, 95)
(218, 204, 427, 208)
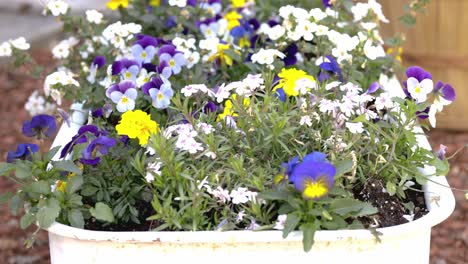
(49, 228, 430, 264)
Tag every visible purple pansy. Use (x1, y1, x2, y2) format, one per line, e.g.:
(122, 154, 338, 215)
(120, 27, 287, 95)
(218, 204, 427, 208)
(148, 82, 174, 109)
(275, 88, 286, 102)
(436, 144, 447, 160)
(6, 143, 39, 163)
(60, 125, 102, 158)
(107, 81, 138, 112)
(204, 101, 218, 113)
(93, 56, 106, 69)
(142, 76, 165, 95)
(434, 81, 456, 102)
(22, 114, 57, 139)
(80, 136, 117, 166)
(322, 0, 332, 8)
(87, 55, 106, 84)
(200, 0, 222, 15)
(158, 44, 186, 75)
(112, 59, 140, 81)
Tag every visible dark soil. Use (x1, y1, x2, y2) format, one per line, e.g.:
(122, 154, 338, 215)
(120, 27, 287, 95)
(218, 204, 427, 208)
(356, 178, 428, 228)
(0, 50, 466, 263)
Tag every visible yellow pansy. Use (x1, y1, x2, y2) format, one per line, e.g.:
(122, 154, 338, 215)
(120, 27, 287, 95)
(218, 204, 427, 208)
(149, 0, 161, 6)
(209, 43, 236, 66)
(225, 11, 242, 30)
(217, 94, 250, 121)
(274, 68, 316, 97)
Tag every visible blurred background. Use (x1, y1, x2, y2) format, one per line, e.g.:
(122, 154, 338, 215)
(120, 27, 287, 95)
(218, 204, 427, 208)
(0, 0, 466, 263)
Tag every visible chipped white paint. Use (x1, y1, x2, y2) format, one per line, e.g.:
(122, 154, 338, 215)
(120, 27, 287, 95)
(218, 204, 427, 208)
(47, 104, 456, 264)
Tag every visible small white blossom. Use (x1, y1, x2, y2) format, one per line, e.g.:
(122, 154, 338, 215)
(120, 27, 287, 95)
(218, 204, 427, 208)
(0, 42, 12, 57)
(44, 70, 80, 105)
(375, 92, 395, 111)
(169, 0, 187, 8)
(300, 116, 312, 127)
(236, 210, 246, 222)
(363, 40, 385, 60)
(230, 187, 254, 205)
(251, 49, 285, 68)
(86, 10, 103, 24)
(266, 25, 286, 40)
(24, 91, 56, 116)
(46, 0, 69, 16)
(210, 186, 231, 204)
(9, 37, 30, 50)
(273, 214, 287, 230)
(145, 161, 162, 183)
(346, 122, 364, 134)
(245, 220, 261, 230)
(204, 151, 217, 159)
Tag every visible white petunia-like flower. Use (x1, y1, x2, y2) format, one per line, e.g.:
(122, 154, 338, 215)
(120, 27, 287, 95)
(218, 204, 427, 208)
(9, 37, 30, 50)
(363, 40, 385, 60)
(295, 78, 317, 95)
(310, 8, 327, 21)
(406, 77, 433, 103)
(375, 92, 395, 111)
(169, 0, 187, 8)
(346, 122, 364, 134)
(295, 20, 317, 41)
(86, 10, 103, 24)
(52, 37, 79, 59)
(44, 70, 80, 105)
(273, 214, 287, 230)
(251, 49, 285, 69)
(46, 0, 69, 16)
(210, 186, 231, 204)
(0, 42, 12, 57)
(24, 91, 55, 116)
(266, 25, 286, 41)
(145, 161, 162, 183)
(230, 187, 255, 205)
(300, 116, 312, 127)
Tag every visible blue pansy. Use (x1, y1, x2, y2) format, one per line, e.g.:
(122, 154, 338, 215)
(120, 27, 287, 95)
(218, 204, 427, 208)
(22, 114, 57, 139)
(6, 143, 39, 163)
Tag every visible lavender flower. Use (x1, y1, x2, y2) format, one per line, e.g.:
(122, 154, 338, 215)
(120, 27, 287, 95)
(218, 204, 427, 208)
(112, 59, 140, 81)
(148, 82, 174, 109)
(107, 81, 138, 112)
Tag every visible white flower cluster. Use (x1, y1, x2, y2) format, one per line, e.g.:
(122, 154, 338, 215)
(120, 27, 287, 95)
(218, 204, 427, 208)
(173, 37, 200, 69)
(44, 69, 80, 105)
(52, 37, 79, 59)
(164, 122, 214, 155)
(145, 161, 162, 183)
(101, 22, 142, 50)
(251, 48, 285, 69)
(215, 74, 264, 102)
(0, 37, 30, 57)
(45, 0, 69, 17)
(24, 91, 56, 116)
(204, 186, 258, 205)
(85, 10, 104, 24)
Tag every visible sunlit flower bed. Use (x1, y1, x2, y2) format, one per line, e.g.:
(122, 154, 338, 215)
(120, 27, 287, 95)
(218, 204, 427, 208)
(0, 0, 456, 251)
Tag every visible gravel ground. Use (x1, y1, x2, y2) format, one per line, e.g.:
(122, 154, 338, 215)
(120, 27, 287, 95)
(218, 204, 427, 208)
(0, 51, 466, 264)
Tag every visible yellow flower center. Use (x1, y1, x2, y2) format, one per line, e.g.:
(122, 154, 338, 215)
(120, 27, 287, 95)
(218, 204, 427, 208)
(124, 71, 132, 79)
(157, 92, 164, 100)
(141, 51, 147, 58)
(415, 86, 421, 94)
(169, 59, 176, 67)
(302, 178, 329, 199)
(121, 96, 129, 104)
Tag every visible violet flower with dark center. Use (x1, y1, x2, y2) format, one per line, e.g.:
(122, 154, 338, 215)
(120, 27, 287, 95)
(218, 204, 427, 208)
(319, 55, 343, 82)
(142, 76, 165, 95)
(204, 101, 218, 113)
(22, 114, 57, 139)
(80, 136, 117, 166)
(93, 56, 106, 69)
(133, 35, 159, 48)
(6, 143, 39, 163)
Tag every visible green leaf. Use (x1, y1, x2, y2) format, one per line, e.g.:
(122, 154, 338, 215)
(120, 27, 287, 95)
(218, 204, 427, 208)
(15, 163, 32, 179)
(330, 198, 377, 216)
(10, 194, 23, 215)
(334, 159, 353, 178)
(300, 223, 317, 252)
(0, 192, 14, 204)
(282, 212, 301, 238)
(81, 185, 98, 196)
(51, 160, 82, 175)
(351, 114, 367, 123)
(386, 181, 397, 196)
(90, 202, 115, 223)
(66, 174, 83, 194)
(37, 198, 61, 228)
(430, 158, 450, 176)
(68, 209, 84, 229)
(45, 146, 62, 162)
(258, 188, 289, 201)
(399, 14, 416, 27)
(30, 181, 51, 195)
(0, 163, 15, 176)
(20, 212, 36, 229)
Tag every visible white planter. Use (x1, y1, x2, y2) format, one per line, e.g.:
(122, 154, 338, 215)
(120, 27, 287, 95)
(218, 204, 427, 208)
(46, 106, 456, 264)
